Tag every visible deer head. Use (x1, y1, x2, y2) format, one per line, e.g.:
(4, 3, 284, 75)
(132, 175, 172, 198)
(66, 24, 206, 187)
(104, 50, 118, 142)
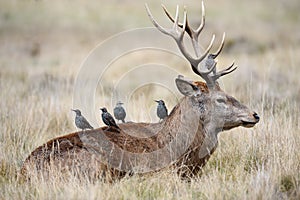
(145, 2, 259, 134)
(21, 2, 261, 179)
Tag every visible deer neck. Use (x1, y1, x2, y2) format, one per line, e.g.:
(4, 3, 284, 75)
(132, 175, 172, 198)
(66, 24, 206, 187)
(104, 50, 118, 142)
(158, 97, 221, 151)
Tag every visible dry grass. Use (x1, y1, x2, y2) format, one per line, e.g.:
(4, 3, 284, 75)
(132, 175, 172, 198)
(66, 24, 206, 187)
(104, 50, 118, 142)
(0, 0, 300, 199)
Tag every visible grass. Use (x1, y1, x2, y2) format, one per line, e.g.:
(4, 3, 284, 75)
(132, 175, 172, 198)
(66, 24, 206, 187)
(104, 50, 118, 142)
(0, 0, 300, 199)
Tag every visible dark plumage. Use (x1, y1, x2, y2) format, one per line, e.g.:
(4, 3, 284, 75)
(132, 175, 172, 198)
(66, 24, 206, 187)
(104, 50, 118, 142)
(100, 107, 120, 130)
(113, 101, 126, 123)
(155, 100, 168, 121)
(72, 109, 93, 131)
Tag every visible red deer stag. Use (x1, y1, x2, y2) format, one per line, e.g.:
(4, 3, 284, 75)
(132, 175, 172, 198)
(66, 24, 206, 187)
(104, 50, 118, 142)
(21, 2, 259, 180)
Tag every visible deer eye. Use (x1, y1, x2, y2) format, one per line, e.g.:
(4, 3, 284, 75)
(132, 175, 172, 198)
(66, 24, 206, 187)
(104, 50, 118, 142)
(216, 98, 226, 104)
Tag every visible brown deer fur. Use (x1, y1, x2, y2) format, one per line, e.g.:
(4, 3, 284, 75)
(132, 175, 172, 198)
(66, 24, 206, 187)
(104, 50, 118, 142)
(21, 3, 260, 180)
(21, 81, 259, 180)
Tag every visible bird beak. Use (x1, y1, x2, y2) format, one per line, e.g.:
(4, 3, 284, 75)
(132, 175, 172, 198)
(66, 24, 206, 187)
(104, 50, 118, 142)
(71, 109, 75, 112)
(154, 100, 159, 103)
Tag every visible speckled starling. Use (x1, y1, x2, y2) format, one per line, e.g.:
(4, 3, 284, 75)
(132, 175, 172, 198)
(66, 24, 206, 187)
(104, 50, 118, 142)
(72, 109, 93, 131)
(155, 100, 168, 121)
(113, 101, 126, 123)
(100, 107, 120, 130)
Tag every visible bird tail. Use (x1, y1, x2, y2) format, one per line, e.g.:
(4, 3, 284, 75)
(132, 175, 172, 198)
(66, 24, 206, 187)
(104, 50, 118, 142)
(122, 119, 125, 123)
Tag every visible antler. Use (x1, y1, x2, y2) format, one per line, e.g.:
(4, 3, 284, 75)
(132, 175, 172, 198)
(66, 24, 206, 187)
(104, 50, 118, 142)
(145, 1, 237, 88)
(161, 2, 205, 57)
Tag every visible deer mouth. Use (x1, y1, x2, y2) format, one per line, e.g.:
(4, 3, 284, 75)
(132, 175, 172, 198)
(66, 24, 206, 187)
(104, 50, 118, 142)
(241, 120, 257, 128)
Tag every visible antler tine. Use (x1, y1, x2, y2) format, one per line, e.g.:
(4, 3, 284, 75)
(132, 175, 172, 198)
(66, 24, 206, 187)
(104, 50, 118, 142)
(162, 2, 207, 58)
(195, 34, 215, 64)
(174, 7, 199, 66)
(162, 4, 193, 38)
(161, 4, 201, 57)
(210, 32, 225, 59)
(145, 4, 173, 36)
(146, 2, 237, 89)
(145, 4, 215, 69)
(162, 2, 206, 43)
(174, 5, 215, 69)
(145, 4, 181, 39)
(195, 1, 206, 38)
(210, 62, 237, 82)
(145, 4, 191, 62)
(173, 5, 180, 31)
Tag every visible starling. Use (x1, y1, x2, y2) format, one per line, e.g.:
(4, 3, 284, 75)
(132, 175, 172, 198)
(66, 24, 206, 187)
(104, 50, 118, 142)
(155, 100, 168, 121)
(100, 107, 120, 130)
(72, 109, 93, 131)
(204, 54, 217, 75)
(113, 101, 126, 123)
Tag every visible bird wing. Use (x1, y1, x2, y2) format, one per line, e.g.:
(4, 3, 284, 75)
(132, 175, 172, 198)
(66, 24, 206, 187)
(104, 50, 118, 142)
(81, 116, 93, 129)
(113, 107, 119, 118)
(107, 113, 119, 128)
(114, 107, 126, 119)
(120, 107, 126, 118)
(107, 113, 115, 124)
(102, 114, 110, 126)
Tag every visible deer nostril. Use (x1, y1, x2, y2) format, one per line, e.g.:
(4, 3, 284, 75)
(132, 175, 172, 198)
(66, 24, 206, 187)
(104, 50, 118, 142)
(253, 112, 260, 121)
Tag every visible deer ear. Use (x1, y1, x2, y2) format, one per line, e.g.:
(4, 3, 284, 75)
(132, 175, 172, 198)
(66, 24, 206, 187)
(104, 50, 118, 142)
(175, 78, 200, 96)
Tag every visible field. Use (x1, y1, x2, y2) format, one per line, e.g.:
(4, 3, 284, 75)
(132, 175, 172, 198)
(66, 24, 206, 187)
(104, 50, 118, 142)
(0, 0, 300, 199)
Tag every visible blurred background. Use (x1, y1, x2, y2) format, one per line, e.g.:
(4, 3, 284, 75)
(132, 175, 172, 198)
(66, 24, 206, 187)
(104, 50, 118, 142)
(1, 0, 299, 136)
(0, 0, 300, 199)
